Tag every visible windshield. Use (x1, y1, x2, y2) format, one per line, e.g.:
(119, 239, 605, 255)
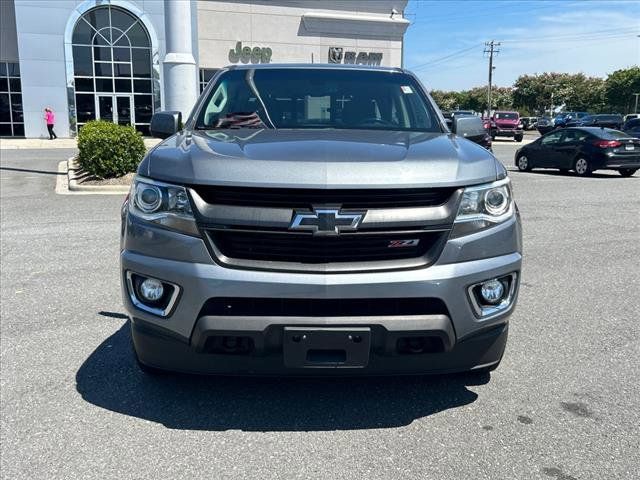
(195, 68, 441, 132)
(495, 112, 518, 120)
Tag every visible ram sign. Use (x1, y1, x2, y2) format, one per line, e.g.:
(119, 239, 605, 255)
(328, 47, 383, 66)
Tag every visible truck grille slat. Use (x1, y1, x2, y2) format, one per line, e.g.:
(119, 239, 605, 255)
(210, 230, 445, 264)
(191, 186, 456, 209)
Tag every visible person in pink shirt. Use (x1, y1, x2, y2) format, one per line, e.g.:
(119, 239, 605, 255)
(44, 107, 57, 140)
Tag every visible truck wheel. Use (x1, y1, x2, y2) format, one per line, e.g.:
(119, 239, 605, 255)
(574, 157, 592, 176)
(619, 168, 637, 177)
(514, 134, 523, 142)
(516, 155, 531, 172)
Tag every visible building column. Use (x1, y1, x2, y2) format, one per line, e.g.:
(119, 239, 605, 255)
(162, 0, 198, 117)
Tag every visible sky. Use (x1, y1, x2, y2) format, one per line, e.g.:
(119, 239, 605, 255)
(403, 0, 640, 91)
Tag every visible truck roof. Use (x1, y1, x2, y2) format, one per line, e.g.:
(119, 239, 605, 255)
(226, 63, 405, 73)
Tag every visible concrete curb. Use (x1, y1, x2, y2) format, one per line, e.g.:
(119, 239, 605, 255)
(55, 157, 130, 195)
(1, 137, 160, 150)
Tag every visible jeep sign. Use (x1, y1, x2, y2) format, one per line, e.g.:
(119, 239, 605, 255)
(229, 41, 272, 64)
(328, 47, 383, 66)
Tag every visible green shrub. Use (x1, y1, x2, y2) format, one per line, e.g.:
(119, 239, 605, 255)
(77, 121, 145, 178)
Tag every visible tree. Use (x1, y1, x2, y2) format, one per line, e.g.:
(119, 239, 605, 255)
(604, 66, 640, 114)
(430, 86, 513, 113)
(511, 72, 608, 115)
(429, 90, 464, 111)
(431, 69, 630, 116)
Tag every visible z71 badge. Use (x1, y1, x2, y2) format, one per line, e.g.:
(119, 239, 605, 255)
(388, 239, 420, 248)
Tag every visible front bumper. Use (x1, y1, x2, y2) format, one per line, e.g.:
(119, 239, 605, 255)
(131, 318, 509, 376)
(121, 210, 522, 374)
(493, 128, 523, 137)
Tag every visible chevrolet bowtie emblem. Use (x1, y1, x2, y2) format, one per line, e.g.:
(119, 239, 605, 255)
(289, 207, 365, 236)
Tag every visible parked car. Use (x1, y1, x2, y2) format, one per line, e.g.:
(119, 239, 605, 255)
(451, 110, 475, 117)
(623, 113, 640, 123)
(521, 117, 538, 130)
(553, 111, 589, 128)
(442, 110, 477, 129)
(450, 114, 492, 151)
(623, 118, 640, 139)
(515, 127, 639, 177)
(490, 111, 524, 141)
(125, 64, 522, 376)
(566, 114, 624, 130)
(536, 116, 554, 135)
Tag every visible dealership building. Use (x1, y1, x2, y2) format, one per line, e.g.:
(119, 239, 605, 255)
(0, 0, 409, 138)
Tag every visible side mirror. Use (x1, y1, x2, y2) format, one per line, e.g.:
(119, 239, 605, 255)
(150, 111, 182, 139)
(452, 115, 485, 138)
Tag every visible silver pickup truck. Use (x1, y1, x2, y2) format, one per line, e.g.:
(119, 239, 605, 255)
(121, 64, 522, 376)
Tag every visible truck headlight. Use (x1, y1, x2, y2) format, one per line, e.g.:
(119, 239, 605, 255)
(451, 178, 514, 237)
(129, 176, 199, 236)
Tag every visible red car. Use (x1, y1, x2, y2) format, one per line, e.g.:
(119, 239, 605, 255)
(490, 111, 524, 142)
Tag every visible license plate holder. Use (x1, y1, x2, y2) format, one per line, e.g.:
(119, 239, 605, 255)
(283, 327, 371, 368)
(625, 143, 634, 151)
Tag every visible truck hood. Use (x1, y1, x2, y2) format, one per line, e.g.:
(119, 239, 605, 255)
(141, 129, 499, 189)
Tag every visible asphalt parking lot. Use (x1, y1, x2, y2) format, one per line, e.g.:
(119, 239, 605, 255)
(1, 143, 638, 480)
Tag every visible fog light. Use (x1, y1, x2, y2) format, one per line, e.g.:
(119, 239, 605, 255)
(480, 279, 505, 304)
(139, 278, 164, 302)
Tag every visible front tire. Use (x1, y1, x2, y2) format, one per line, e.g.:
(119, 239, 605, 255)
(619, 168, 638, 177)
(514, 134, 523, 142)
(517, 154, 532, 172)
(574, 157, 592, 177)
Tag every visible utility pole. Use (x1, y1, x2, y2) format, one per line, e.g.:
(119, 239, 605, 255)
(484, 40, 500, 117)
(633, 93, 639, 113)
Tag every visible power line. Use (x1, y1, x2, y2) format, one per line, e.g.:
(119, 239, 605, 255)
(409, 29, 639, 73)
(500, 26, 638, 42)
(501, 28, 640, 44)
(409, 43, 483, 71)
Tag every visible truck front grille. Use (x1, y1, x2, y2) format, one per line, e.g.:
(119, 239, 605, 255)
(191, 185, 459, 273)
(209, 230, 446, 265)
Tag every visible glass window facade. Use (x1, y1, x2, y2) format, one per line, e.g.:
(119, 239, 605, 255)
(199, 68, 219, 93)
(71, 6, 153, 135)
(0, 62, 24, 137)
